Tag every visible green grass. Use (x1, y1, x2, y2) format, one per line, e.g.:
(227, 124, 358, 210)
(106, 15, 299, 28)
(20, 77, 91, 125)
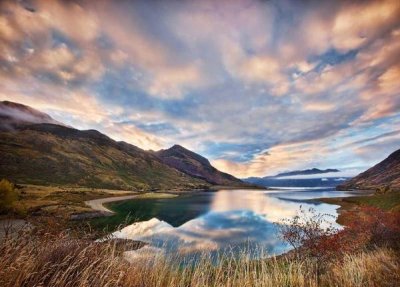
(341, 192, 400, 211)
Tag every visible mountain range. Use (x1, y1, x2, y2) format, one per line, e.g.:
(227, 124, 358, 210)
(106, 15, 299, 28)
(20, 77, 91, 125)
(243, 168, 346, 188)
(0, 101, 247, 191)
(337, 149, 400, 192)
(1, 101, 398, 192)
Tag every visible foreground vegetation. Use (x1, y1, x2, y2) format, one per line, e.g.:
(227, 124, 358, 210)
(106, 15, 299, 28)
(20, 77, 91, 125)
(0, 179, 18, 214)
(1, 179, 399, 286)
(1, 204, 399, 287)
(1, 232, 398, 287)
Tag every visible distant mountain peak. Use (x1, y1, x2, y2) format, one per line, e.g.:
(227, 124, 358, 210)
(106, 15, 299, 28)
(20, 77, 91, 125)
(170, 144, 185, 149)
(156, 145, 246, 186)
(169, 144, 192, 153)
(275, 168, 340, 177)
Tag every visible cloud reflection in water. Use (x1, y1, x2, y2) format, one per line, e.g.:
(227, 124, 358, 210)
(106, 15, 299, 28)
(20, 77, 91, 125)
(112, 189, 342, 260)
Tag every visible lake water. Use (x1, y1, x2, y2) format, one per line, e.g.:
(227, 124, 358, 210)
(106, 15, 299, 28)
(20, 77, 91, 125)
(102, 188, 360, 261)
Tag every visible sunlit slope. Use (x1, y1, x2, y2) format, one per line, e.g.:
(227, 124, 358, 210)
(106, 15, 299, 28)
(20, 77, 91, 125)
(0, 123, 208, 190)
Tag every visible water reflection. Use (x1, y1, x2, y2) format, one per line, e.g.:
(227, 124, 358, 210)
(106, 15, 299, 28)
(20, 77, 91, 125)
(211, 189, 300, 222)
(111, 188, 350, 260)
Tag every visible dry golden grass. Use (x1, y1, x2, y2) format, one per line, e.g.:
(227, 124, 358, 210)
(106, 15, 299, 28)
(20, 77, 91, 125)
(324, 249, 400, 287)
(1, 184, 137, 220)
(1, 229, 399, 287)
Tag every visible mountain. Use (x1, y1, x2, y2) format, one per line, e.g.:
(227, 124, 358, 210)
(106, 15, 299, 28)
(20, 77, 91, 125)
(243, 167, 345, 188)
(0, 101, 63, 130)
(0, 101, 212, 190)
(243, 177, 348, 188)
(275, 168, 340, 177)
(155, 145, 247, 186)
(337, 149, 400, 192)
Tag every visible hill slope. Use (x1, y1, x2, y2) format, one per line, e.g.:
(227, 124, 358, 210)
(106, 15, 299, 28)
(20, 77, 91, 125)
(337, 149, 400, 191)
(0, 124, 209, 190)
(0, 102, 210, 190)
(156, 145, 247, 186)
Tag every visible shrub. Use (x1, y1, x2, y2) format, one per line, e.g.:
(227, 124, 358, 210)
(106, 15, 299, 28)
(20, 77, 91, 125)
(0, 179, 18, 214)
(278, 206, 400, 264)
(340, 206, 400, 250)
(277, 206, 338, 262)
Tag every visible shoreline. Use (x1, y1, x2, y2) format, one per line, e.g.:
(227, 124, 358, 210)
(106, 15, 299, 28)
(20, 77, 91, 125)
(85, 192, 180, 214)
(317, 189, 400, 225)
(85, 195, 139, 214)
(85, 187, 368, 221)
(84, 186, 268, 214)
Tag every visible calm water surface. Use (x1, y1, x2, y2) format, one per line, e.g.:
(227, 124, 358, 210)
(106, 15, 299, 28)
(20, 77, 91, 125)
(101, 188, 359, 259)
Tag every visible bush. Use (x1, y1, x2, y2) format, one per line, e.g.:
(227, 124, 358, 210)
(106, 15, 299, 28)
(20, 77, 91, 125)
(340, 206, 400, 250)
(0, 179, 18, 214)
(278, 206, 400, 264)
(277, 206, 338, 262)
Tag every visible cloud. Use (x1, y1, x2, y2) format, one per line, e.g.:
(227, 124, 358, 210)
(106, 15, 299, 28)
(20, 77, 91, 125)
(331, 0, 400, 52)
(0, 0, 399, 176)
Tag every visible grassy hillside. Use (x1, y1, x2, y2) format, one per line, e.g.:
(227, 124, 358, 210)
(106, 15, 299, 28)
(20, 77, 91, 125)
(338, 149, 400, 191)
(0, 124, 208, 191)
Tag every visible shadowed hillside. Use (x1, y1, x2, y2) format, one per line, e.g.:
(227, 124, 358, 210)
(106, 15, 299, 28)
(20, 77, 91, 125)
(156, 144, 247, 186)
(337, 149, 400, 191)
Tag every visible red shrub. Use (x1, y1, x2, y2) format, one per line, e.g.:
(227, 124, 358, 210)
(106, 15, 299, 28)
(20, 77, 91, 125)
(339, 206, 400, 250)
(278, 206, 400, 262)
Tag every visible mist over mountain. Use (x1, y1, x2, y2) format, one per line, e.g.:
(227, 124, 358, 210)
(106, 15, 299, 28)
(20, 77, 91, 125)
(0, 101, 63, 130)
(243, 177, 348, 188)
(275, 168, 340, 177)
(243, 168, 346, 188)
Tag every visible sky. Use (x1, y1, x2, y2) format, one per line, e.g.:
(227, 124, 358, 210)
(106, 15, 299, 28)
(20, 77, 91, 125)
(0, 0, 399, 178)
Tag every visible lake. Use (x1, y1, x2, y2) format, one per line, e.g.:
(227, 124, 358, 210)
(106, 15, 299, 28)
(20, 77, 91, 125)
(96, 188, 360, 260)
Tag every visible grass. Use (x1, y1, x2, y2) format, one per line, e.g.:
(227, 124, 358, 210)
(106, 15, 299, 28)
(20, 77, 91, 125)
(0, 229, 398, 287)
(343, 192, 400, 211)
(1, 184, 185, 234)
(1, 189, 399, 286)
(10, 185, 136, 217)
(325, 191, 400, 212)
(2, 185, 399, 286)
(320, 191, 400, 224)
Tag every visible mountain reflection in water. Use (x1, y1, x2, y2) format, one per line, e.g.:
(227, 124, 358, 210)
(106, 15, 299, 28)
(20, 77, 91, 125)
(110, 188, 356, 261)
